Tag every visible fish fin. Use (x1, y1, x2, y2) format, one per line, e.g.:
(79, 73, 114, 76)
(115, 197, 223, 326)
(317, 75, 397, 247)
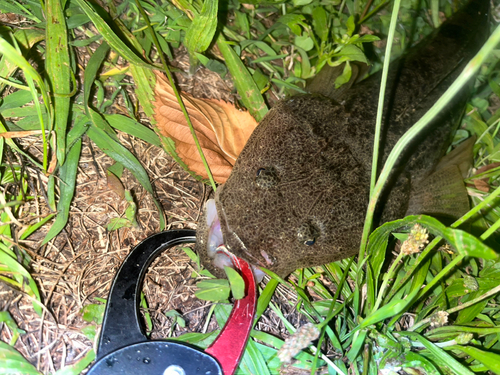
(406, 137, 476, 220)
(406, 164, 470, 220)
(306, 62, 368, 101)
(434, 135, 476, 178)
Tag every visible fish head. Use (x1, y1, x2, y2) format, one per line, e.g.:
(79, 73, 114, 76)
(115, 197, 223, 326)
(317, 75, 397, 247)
(196, 95, 369, 278)
(194, 0, 492, 279)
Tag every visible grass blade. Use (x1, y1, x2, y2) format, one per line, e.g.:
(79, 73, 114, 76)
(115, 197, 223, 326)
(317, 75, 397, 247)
(0, 245, 42, 315)
(254, 278, 278, 323)
(401, 331, 474, 375)
(0, 341, 41, 375)
(216, 33, 268, 122)
(0, 90, 32, 112)
(46, 0, 72, 165)
(83, 42, 110, 107)
(0, 36, 51, 170)
(185, 0, 218, 64)
(0, 29, 44, 94)
(450, 345, 500, 373)
(370, 0, 401, 194)
(239, 339, 272, 375)
(42, 139, 82, 244)
(73, 0, 155, 69)
(134, 0, 217, 190)
(359, 22, 500, 262)
(105, 114, 161, 147)
(129, 64, 156, 119)
(82, 40, 165, 228)
(86, 116, 165, 229)
(20, 213, 56, 240)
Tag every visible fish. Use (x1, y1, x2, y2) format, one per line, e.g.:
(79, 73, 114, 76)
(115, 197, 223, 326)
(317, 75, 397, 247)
(195, 0, 490, 279)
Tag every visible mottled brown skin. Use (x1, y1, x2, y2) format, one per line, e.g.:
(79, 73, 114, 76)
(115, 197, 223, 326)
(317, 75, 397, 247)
(196, 0, 490, 277)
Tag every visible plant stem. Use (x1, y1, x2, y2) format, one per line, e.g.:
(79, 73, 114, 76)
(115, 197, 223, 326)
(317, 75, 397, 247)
(358, 23, 500, 263)
(373, 251, 405, 311)
(384, 236, 441, 302)
(370, 0, 401, 195)
(410, 283, 500, 332)
(480, 217, 500, 240)
(417, 254, 464, 301)
(385, 184, 500, 302)
(309, 346, 346, 375)
(397, 184, 500, 304)
(358, 0, 402, 263)
(452, 185, 500, 227)
(134, 0, 217, 191)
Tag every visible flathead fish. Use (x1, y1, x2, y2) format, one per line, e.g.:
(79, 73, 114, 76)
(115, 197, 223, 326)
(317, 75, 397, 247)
(196, 0, 490, 278)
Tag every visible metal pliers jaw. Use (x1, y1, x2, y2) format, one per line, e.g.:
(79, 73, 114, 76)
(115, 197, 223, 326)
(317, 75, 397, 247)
(88, 229, 257, 375)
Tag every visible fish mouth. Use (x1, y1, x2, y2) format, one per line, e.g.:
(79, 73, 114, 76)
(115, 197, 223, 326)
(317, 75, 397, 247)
(204, 197, 265, 282)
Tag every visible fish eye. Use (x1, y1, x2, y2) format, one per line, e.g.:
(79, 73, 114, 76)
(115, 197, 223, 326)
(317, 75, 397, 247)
(255, 167, 279, 188)
(297, 222, 320, 246)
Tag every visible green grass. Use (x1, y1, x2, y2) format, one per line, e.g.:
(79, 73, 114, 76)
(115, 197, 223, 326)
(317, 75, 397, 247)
(0, 0, 500, 374)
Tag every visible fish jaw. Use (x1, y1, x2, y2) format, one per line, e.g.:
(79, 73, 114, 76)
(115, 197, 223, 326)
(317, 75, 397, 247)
(196, 194, 266, 282)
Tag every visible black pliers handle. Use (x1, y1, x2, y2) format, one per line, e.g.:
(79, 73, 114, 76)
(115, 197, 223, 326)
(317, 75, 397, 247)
(88, 229, 256, 375)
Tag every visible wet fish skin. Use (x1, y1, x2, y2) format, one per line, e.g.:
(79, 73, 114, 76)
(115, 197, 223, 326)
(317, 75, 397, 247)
(196, 0, 490, 278)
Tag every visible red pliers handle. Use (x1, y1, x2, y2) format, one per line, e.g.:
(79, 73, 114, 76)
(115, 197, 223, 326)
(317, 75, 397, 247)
(88, 229, 257, 375)
(206, 253, 257, 374)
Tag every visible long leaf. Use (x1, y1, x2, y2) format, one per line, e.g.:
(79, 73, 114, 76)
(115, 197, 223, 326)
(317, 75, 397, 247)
(105, 114, 161, 147)
(129, 64, 156, 119)
(0, 37, 51, 170)
(0, 38, 50, 111)
(74, 0, 154, 69)
(450, 345, 500, 373)
(254, 278, 278, 323)
(0, 341, 41, 375)
(185, 0, 218, 58)
(83, 42, 165, 228)
(239, 339, 272, 375)
(369, 0, 401, 194)
(360, 289, 420, 330)
(86, 120, 165, 229)
(46, 0, 72, 165)
(0, 248, 41, 315)
(401, 332, 474, 375)
(216, 33, 268, 122)
(358, 22, 500, 262)
(42, 139, 82, 244)
(83, 42, 110, 109)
